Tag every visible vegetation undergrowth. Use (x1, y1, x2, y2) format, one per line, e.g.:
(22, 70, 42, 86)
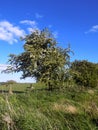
(0, 83, 98, 130)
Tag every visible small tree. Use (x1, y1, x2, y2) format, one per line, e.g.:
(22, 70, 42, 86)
(5, 29, 71, 90)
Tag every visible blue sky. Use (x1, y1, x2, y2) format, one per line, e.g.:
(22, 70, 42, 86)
(0, 0, 98, 82)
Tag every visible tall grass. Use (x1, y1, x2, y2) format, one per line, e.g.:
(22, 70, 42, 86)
(0, 84, 98, 129)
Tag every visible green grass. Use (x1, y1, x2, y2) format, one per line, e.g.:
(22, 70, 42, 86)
(0, 83, 30, 92)
(0, 83, 98, 129)
(0, 82, 46, 93)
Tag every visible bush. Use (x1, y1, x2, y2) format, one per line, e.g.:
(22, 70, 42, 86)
(71, 60, 98, 88)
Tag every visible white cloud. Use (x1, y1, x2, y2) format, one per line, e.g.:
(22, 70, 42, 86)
(20, 20, 37, 27)
(85, 25, 98, 33)
(20, 20, 39, 33)
(35, 13, 43, 19)
(0, 21, 25, 44)
(27, 27, 38, 33)
(0, 64, 8, 71)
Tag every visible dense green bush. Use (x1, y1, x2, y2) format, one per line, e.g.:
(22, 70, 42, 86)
(71, 60, 98, 88)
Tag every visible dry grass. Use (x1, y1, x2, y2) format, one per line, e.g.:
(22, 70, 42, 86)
(66, 105, 77, 113)
(87, 89, 95, 95)
(53, 103, 77, 114)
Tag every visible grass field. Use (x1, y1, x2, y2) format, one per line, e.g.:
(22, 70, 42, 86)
(0, 82, 46, 93)
(0, 83, 98, 129)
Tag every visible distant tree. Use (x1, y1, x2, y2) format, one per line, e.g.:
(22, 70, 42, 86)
(71, 60, 98, 88)
(6, 80, 17, 84)
(4, 29, 71, 90)
(5, 80, 17, 94)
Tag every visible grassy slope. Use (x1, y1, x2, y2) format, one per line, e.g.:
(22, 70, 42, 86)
(0, 84, 98, 129)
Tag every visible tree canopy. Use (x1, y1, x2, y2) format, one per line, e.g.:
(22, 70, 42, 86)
(5, 29, 71, 90)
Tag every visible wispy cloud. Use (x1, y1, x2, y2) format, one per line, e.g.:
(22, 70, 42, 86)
(85, 25, 98, 33)
(20, 20, 39, 33)
(0, 21, 25, 44)
(48, 25, 53, 28)
(35, 13, 43, 19)
(0, 64, 8, 71)
(53, 31, 58, 38)
(20, 20, 37, 27)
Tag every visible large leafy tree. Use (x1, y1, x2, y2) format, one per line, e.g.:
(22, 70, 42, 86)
(5, 29, 71, 90)
(71, 60, 98, 88)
